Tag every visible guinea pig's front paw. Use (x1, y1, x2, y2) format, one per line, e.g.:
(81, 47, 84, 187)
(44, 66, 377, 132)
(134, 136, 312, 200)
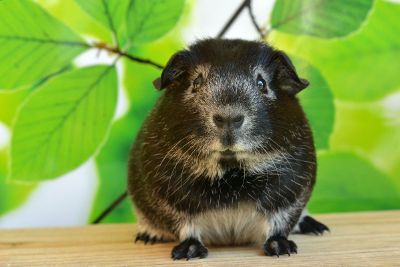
(263, 236, 297, 257)
(171, 238, 208, 260)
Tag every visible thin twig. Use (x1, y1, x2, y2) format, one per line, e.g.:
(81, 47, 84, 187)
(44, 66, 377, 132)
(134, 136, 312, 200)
(92, 42, 164, 69)
(118, 51, 164, 69)
(247, 0, 266, 39)
(217, 0, 251, 38)
(92, 191, 129, 224)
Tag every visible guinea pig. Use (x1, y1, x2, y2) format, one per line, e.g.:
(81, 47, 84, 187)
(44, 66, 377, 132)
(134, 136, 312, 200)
(127, 38, 329, 260)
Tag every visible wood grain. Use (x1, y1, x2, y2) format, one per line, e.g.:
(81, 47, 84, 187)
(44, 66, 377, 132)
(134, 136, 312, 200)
(1, 211, 400, 266)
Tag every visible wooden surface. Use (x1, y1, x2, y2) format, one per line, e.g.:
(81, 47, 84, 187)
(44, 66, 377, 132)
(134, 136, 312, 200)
(1, 211, 400, 266)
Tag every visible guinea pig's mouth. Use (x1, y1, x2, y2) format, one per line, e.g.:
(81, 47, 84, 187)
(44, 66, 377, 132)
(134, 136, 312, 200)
(220, 149, 236, 159)
(210, 146, 249, 160)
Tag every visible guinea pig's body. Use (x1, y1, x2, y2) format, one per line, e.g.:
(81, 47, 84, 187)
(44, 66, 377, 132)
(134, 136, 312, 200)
(128, 39, 328, 260)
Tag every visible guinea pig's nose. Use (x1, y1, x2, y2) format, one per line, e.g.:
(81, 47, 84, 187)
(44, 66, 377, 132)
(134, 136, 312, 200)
(213, 114, 244, 129)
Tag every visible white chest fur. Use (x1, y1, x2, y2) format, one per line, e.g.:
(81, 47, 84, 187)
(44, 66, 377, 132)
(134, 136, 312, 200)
(191, 202, 267, 245)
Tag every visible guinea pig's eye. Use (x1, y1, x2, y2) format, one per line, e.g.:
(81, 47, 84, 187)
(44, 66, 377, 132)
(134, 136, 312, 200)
(192, 74, 203, 91)
(256, 74, 267, 92)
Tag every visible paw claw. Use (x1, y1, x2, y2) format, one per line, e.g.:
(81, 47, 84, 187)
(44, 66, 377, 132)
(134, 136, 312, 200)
(264, 236, 297, 257)
(171, 238, 208, 260)
(150, 236, 157, 245)
(135, 232, 162, 245)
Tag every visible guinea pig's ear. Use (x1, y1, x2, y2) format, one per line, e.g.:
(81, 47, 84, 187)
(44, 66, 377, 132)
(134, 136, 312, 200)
(271, 51, 309, 95)
(154, 50, 191, 90)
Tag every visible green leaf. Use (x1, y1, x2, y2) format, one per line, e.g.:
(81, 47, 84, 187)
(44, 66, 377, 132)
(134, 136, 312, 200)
(0, 90, 29, 126)
(0, 179, 34, 216)
(294, 57, 334, 150)
(10, 66, 117, 182)
(38, 0, 112, 44)
(126, 0, 185, 46)
(309, 151, 400, 213)
(271, 0, 374, 38)
(0, 0, 87, 90)
(75, 0, 130, 46)
(330, 99, 400, 188)
(0, 150, 35, 216)
(315, 0, 400, 101)
(270, 0, 400, 101)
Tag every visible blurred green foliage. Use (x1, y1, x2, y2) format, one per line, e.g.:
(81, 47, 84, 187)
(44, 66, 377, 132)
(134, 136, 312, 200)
(0, 0, 399, 223)
(271, 0, 373, 38)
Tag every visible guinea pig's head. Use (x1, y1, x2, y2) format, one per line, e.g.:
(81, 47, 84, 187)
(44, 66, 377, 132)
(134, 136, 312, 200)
(154, 39, 309, 169)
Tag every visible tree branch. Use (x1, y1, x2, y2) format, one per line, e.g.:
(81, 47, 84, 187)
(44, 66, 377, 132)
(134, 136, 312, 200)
(118, 50, 164, 69)
(217, 0, 251, 38)
(247, 0, 267, 39)
(92, 191, 129, 224)
(92, 42, 164, 70)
